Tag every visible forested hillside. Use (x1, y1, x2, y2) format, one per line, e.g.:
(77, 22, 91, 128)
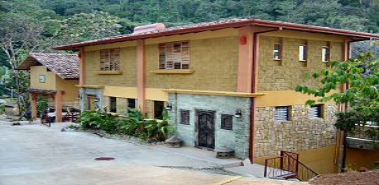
(0, 0, 378, 110)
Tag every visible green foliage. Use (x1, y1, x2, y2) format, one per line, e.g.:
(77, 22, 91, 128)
(297, 52, 379, 140)
(79, 108, 173, 141)
(0, 104, 5, 115)
(37, 98, 48, 117)
(296, 53, 379, 115)
(79, 110, 118, 134)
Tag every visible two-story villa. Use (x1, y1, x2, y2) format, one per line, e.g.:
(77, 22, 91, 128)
(17, 53, 80, 122)
(54, 19, 379, 174)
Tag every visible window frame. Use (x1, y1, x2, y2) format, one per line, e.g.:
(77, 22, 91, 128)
(100, 48, 121, 71)
(109, 97, 117, 113)
(159, 41, 190, 70)
(299, 45, 308, 62)
(273, 43, 282, 61)
(39, 75, 46, 83)
(153, 101, 165, 120)
(127, 98, 136, 110)
(310, 104, 323, 119)
(275, 106, 291, 122)
(322, 46, 330, 62)
(221, 114, 233, 130)
(180, 109, 190, 125)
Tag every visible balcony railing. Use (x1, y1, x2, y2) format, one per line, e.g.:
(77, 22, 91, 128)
(347, 124, 379, 150)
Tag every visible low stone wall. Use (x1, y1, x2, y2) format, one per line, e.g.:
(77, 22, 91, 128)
(168, 93, 251, 159)
(254, 104, 338, 157)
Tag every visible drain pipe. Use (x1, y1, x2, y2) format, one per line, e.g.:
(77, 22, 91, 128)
(249, 27, 281, 161)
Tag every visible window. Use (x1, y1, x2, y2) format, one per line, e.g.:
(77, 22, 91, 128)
(273, 43, 282, 60)
(180, 110, 190, 125)
(310, 105, 323, 119)
(154, 101, 165, 119)
(127, 99, 136, 109)
(100, 48, 120, 71)
(39, 75, 46, 83)
(322, 46, 330, 62)
(159, 41, 190, 70)
(109, 97, 117, 113)
(299, 45, 308, 61)
(275, 106, 290, 122)
(221, 114, 233, 130)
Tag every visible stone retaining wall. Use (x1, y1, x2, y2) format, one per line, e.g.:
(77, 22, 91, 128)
(254, 104, 338, 157)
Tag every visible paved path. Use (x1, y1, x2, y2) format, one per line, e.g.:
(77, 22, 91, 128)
(0, 122, 304, 185)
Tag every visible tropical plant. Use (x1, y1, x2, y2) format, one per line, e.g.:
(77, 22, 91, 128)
(118, 109, 145, 136)
(295, 52, 379, 172)
(79, 110, 118, 134)
(145, 110, 174, 141)
(37, 98, 48, 117)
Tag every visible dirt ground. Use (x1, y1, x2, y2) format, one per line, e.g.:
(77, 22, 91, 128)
(309, 170, 379, 185)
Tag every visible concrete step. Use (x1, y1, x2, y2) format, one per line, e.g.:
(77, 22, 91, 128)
(152, 145, 242, 168)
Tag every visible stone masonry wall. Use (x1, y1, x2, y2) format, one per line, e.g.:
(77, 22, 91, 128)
(254, 104, 338, 158)
(168, 93, 251, 159)
(258, 36, 344, 91)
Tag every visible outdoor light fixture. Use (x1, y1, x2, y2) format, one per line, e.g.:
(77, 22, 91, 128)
(234, 109, 242, 118)
(166, 103, 173, 111)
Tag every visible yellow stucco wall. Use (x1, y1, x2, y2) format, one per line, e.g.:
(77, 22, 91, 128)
(84, 46, 137, 87)
(346, 148, 379, 170)
(254, 145, 337, 174)
(56, 77, 79, 107)
(145, 36, 239, 91)
(30, 66, 57, 90)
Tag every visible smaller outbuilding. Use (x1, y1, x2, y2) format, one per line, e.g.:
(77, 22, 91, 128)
(17, 53, 80, 122)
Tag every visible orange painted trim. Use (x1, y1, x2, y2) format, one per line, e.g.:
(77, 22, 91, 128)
(250, 28, 280, 161)
(30, 94, 38, 119)
(137, 40, 146, 113)
(237, 26, 253, 92)
(79, 48, 86, 86)
(55, 91, 63, 122)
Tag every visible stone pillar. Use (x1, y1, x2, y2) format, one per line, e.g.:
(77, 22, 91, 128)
(55, 91, 63, 122)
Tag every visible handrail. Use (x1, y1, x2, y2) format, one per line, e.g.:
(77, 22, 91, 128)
(264, 151, 318, 181)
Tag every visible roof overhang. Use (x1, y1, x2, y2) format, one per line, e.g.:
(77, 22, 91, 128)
(54, 19, 379, 51)
(16, 56, 40, 70)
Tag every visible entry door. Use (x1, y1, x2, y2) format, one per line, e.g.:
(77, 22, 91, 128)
(197, 110, 215, 149)
(87, 96, 97, 111)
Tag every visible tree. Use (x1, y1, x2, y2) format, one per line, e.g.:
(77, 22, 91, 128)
(296, 53, 379, 171)
(0, 13, 42, 116)
(53, 11, 123, 46)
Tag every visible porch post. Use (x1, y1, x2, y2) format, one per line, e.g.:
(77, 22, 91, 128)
(137, 40, 146, 113)
(55, 91, 63, 122)
(30, 93, 38, 119)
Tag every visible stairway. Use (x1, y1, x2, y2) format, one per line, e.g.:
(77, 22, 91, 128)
(264, 151, 318, 181)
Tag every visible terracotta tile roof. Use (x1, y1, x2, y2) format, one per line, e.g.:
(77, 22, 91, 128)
(54, 18, 379, 50)
(17, 53, 79, 79)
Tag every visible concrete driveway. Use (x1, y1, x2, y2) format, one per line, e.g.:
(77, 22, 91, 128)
(0, 122, 305, 185)
(0, 122, 244, 185)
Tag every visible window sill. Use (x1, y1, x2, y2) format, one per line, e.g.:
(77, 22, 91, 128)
(151, 69, 194, 74)
(273, 59, 282, 61)
(97, 71, 123, 75)
(299, 60, 307, 62)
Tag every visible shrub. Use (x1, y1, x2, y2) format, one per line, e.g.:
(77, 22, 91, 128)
(80, 108, 174, 142)
(79, 110, 118, 134)
(0, 104, 5, 114)
(37, 98, 48, 117)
